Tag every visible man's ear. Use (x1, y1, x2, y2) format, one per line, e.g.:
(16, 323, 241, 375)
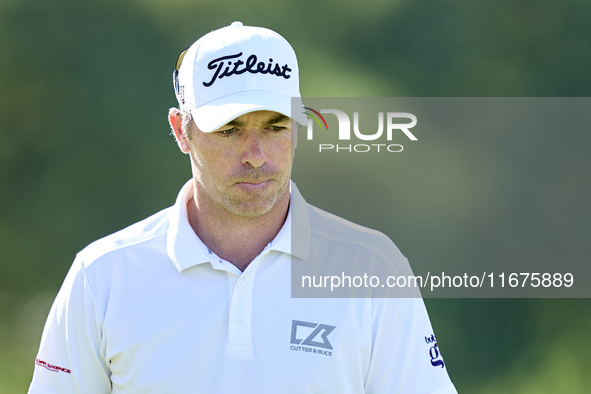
(168, 108, 190, 154)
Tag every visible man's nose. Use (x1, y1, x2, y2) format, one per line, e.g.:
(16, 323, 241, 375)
(241, 131, 268, 168)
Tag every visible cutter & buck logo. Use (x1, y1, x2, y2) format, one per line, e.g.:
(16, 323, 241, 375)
(304, 107, 418, 153)
(290, 320, 336, 357)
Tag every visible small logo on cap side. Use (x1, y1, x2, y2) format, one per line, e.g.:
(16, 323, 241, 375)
(203, 52, 292, 87)
(179, 85, 185, 104)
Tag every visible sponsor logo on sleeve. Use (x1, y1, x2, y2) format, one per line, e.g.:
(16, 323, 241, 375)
(425, 334, 445, 368)
(35, 358, 71, 374)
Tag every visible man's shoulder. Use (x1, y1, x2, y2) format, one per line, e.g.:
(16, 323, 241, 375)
(306, 203, 406, 262)
(76, 207, 171, 266)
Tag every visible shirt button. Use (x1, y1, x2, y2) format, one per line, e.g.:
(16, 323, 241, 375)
(237, 280, 245, 289)
(235, 315, 245, 324)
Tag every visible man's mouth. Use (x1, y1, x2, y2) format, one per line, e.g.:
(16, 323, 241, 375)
(234, 179, 272, 189)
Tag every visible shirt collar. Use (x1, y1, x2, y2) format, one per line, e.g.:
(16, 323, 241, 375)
(166, 179, 311, 273)
(269, 180, 311, 260)
(166, 179, 211, 272)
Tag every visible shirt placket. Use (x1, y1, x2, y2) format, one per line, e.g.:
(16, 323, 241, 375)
(210, 244, 271, 354)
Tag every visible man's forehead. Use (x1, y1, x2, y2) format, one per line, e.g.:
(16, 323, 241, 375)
(225, 111, 291, 127)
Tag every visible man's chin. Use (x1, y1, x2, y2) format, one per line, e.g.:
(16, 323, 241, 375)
(225, 200, 277, 218)
(225, 190, 286, 218)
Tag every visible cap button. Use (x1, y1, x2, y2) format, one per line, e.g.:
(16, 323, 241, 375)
(231, 21, 243, 27)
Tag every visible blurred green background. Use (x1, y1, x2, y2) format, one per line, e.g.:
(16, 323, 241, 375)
(1, 0, 590, 392)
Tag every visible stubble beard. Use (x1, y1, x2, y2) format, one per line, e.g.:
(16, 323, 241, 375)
(195, 165, 291, 220)
(221, 177, 290, 218)
(190, 139, 295, 220)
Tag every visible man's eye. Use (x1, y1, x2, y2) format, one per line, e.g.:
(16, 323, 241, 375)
(270, 126, 286, 132)
(219, 127, 237, 136)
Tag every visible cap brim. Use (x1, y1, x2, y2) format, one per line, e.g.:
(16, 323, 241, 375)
(190, 90, 307, 133)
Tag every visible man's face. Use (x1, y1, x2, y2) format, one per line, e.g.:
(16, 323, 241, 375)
(184, 110, 296, 219)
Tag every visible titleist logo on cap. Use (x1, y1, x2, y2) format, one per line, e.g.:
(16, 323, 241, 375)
(203, 52, 292, 87)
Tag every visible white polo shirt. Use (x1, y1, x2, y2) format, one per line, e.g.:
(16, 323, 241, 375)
(29, 180, 457, 394)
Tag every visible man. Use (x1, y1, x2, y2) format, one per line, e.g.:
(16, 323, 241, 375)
(29, 22, 457, 393)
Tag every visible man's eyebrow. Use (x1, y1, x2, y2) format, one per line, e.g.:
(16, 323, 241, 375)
(225, 119, 245, 127)
(223, 114, 291, 128)
(266, 114, 290, 124)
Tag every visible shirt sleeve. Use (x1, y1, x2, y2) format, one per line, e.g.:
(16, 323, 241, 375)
(28, 257, 111, 394)
(364, 296, 458, 394)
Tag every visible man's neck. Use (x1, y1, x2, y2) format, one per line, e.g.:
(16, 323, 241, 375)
(186, 185, 290, 272)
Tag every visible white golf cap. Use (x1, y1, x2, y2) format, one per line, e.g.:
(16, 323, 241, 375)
(173, 21, 306, 132)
